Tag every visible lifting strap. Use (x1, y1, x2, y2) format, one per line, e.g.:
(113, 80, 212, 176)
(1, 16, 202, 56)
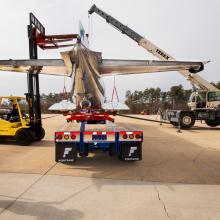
(111, 76, 119, 102)
(61, 76, 68, 100)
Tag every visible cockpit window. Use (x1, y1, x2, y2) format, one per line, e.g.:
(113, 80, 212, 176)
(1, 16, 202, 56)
(208, 91, 220, 102)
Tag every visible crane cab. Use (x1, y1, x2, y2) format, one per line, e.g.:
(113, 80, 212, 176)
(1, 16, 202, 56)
(188, 91, 220, 110)
(188, 91, 206, 110)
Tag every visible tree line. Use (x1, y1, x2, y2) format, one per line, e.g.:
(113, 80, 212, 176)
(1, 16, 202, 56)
(39, 81, 220, 114)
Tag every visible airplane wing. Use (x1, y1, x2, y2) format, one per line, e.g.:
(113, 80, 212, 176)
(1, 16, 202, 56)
(0, 58, 72, 76)
(99, 59, 206, 75)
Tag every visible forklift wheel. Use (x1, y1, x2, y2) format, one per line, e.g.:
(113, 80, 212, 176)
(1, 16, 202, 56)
(15, 129, 32, 146)
(35, 127, 45, 141)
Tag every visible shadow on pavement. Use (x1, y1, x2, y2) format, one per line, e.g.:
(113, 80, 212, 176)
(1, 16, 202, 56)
(0, 140, 54, 147)
(0, 200, 84, 220)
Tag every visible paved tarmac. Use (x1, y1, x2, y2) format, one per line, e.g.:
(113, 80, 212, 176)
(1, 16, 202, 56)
(0, 114, 220, 220)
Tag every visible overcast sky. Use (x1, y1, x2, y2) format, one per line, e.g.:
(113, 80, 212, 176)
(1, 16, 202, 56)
(0, 0, 219, 101)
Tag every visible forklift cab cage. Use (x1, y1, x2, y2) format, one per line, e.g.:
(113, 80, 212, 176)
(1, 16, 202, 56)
(0, 96, 29, 126)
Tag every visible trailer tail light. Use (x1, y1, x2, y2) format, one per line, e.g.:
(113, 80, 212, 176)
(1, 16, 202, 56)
(55, 131, 80, 142)
(71, 134, 76, 140)
(120, 131, 143, 141)
(70, 132, 80, 141)
(64, 134, 69, 140)
(135, 134, 140, 139)
(134, 132, 143, 141)
(123, 134, 128, 139)
(129, 134, 134, 139)
(57, 134, 63, 140)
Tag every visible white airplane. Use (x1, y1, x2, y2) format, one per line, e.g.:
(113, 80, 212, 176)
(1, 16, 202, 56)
(0, 18, 206, 112)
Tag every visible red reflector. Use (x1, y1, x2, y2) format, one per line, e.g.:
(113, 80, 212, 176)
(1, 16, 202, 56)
(135, 134, 140, 139)
(84, 131, 92, 135)
(129, 134, 134, 139)
(123, 134, 128, 139)
(57, 134, 63, 140)
(106, 131, 115, 135)
(71, 134, 76, 140)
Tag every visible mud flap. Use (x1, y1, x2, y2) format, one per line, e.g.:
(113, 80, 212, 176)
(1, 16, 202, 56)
(119, 142, 142, 161)
(55, 142, 78, 163)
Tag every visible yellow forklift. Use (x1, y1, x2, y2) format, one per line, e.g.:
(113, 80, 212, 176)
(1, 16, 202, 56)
(0, 96, 45, 145)
(0, 14, 46, 145)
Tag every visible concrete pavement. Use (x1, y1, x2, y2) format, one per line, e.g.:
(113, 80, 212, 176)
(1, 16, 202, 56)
(0, 114, 220, 219)
(0, 173, 220, 220)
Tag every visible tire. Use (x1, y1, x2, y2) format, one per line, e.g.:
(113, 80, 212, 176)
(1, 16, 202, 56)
(79, 144, 89, 157)
(180, 112, 195, 129)
(41, 127, 45, 139)
(170, 122, 178, 127)
(35, 127, 45, 141)
(205, 120, 219, 127)
(15, 129, 32, 146)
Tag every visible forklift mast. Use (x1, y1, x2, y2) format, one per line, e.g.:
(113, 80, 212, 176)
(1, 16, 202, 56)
(26, 13, 79, 139)
(26, 13, 44, 139)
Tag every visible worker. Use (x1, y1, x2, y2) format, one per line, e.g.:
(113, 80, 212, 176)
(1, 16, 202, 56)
(7, 104, 19, 122)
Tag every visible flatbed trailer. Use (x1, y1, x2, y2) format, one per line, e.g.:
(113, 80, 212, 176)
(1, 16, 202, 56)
(55, 121, 143, 162)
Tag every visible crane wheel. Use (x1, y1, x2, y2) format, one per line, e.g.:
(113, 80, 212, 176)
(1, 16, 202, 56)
(205, 120, 219, 127)
(15, 129, 32, 146)
(180, 112, 195, 129)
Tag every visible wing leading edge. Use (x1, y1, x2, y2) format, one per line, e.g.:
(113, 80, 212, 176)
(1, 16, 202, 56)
(99, 59, 206, 76)
(0, 58, 206, 76)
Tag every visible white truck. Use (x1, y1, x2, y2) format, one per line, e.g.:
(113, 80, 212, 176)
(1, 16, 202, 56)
(89, 5, 220, 128)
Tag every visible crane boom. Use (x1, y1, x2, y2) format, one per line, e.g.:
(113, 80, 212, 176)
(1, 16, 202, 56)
(89, 4, 219, 91)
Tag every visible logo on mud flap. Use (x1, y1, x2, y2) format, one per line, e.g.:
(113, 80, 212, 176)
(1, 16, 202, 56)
(129, 147, 137, 156)
(63, 148, 72, 158)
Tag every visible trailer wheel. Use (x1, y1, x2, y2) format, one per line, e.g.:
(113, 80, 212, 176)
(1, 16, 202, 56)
(180, 113, 195, 129)
(79, 144, 89, 157)
(15, 129, 32, 146)
(205, 120, 219, 127)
